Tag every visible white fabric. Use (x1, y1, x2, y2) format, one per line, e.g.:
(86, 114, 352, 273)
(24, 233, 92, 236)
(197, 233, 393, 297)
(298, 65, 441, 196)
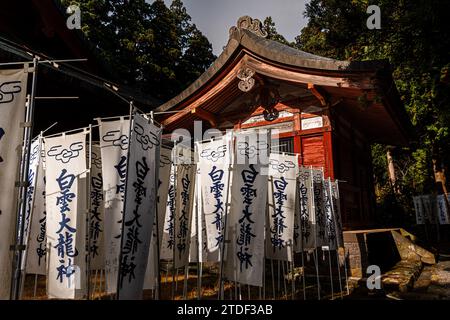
(312, 169, 327, 247)
(323, 179, 338, 250)
(44, 132, 87, 299)
(330, 181, 344, 248)
(266, 153, 298, 261)
(98, 118, 130, 294)
(436, 195, 450, 225)
(226, 131, 269, 287)
(118, 114, 161, 299)
(174, 163, 196, 268)
(143, 146, 173, 289)
(88, 145, 105, 270)
(21, 138, 41, 270)
(295, 168, 316, 252)
(160, 164, 176, 260)
(25, 142, 47, 275)
(0, 68, 27, 299)
(196, 137, 231, 254)
(413, 196, 425, 225)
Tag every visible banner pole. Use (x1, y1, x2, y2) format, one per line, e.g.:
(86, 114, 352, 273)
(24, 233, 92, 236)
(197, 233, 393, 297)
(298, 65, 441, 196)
(335, 180, 350, 295)
(310, 166, 321, 300)
(218, 132, 233, 300)
(270, 259, 275, 298)
(86, 125, 93, 300)
(33, 273, 38, 298)
(323, 173, 334, 300)
(153, 120, 162, 300)
(171, 143, 178, 300)
(11, 59, 38, 300)
(328, 178, 344, 299)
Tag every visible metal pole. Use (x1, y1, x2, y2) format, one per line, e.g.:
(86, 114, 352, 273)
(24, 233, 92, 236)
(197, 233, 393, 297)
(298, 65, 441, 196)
(300, 250, 306, 300)
(327, 249, 334, 299)
(153, 125, 162, 300)
(328, 179, 344, 299)
(33, 274, 38, 298)
(270, 259, 275, 299)
(171, 144, 178, 300)
(218, 133, 233, 299)
(11, 59, 38, 300)
(183, 265, 189, 299)
(86, 125, 93, 300)
(311, 167, 321, 300)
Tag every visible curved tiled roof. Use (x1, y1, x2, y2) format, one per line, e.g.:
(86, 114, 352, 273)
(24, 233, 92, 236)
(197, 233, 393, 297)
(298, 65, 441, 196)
(156, 22, 389, 113)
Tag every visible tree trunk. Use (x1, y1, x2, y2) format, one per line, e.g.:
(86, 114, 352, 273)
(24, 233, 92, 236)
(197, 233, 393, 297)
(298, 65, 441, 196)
(432, 157, 448, 195)
(386, 147, 399, 194)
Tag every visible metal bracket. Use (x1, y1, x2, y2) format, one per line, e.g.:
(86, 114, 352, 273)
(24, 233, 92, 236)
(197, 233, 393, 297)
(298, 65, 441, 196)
(9, 244, 26, 251)
(19, 122, 32, 128)
(15, 181, 29, 188)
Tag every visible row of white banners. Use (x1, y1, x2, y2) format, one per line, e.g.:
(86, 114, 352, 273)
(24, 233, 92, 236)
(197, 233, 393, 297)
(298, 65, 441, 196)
(413, 195, 450, 225)
(0, 68, 344, 299)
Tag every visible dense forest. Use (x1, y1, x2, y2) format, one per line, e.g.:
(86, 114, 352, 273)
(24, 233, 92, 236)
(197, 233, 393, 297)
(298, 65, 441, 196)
(64, 0, 449, 226)
(61, 0, 216, 101)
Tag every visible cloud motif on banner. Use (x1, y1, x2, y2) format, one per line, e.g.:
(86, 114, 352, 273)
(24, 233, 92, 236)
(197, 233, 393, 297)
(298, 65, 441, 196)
(0, 81, 22, 104)
(29, 143, 40, 164)
(200, 145, 227, 162)
(102, 130, 129, 150)
(91, 151, 102, 169)
(47, 141, 84, 164)
(269, 159, 295, 173)
(133, 122, 160, 150)
(298, 170, 311, 181)
(237, 141, 268, 159)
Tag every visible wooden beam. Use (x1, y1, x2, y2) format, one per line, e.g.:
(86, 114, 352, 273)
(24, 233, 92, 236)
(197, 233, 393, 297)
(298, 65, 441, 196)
(245, 55, 376, 89)
(161, 59, 245, 127)
(307, 83, 327, 106)
(191, 107, 218, 127)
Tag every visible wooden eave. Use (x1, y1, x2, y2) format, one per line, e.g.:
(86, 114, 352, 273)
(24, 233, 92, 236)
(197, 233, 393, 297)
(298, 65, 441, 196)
(156, 27, 413, 146)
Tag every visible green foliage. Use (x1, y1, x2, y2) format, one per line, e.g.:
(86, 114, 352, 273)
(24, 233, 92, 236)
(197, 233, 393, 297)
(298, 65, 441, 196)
(60, 0, 215, 101)
(297, 0, 450, 224)
(263, 17, 293, 47)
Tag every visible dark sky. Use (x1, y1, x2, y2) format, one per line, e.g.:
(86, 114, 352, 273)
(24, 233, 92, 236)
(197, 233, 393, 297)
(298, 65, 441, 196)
(153, 0, 309, 55)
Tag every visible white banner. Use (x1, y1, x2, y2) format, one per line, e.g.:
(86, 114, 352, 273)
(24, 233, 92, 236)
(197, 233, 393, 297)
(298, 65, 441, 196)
(226, 131, 269, 287)
(197, 137, 231, 254)
(266, 153, 298, 261)
(312, 169, 327, 247)
(323, 179, 337, 250)
(436, 194, 450, 224)
(118, 114, 161, 300)
(413, 196, 425, 225)
(330, 181, 344, 248)
(26, 143, 47, 275)
(88, 145, 105, 270)
(295, 168, 315, 252)
(45, 131, 87, 299)
(144, 146, 172, 289)
(422, 195, 436, 224)
(189, 167, 217, 263)
(21, 138, 41, 270)
(98, 117, 130, 294)
(437, 195, 450, 225)
(0, 68, 27, 299)
(174, 163, 196, 268)
(160, 164, 176, 260)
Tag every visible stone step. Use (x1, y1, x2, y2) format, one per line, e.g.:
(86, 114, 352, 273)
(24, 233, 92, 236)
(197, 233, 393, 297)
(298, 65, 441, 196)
(382, 260, 422, 293)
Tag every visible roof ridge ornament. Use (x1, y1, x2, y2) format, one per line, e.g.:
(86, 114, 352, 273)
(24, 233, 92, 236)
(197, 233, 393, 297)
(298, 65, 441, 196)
(230, 16, 268, 38)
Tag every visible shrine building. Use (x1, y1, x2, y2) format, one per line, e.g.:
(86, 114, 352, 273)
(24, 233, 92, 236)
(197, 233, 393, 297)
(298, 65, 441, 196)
(155, 16, 413, 229)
